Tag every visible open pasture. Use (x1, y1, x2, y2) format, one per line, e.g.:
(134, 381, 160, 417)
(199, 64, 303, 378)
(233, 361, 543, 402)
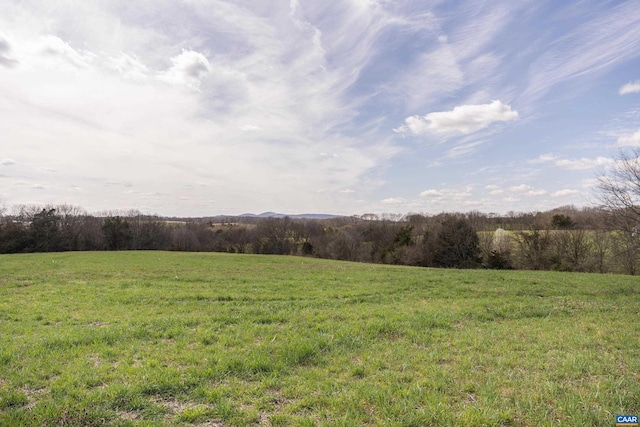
(0, 251, 638, 426)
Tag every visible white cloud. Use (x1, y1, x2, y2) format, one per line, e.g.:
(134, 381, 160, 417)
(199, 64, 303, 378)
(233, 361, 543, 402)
(502, 196, 520, 203)
(419, 187, 472, 200)
(1, 1, 634, 215)
(158, 49, 211, 90)
(485, 185, 503, 195)
(619, 80, 640, 95)
(106, 53, 149, 81)
(618, 130, 640, 147)
(533, 154, 615, 170)
(554, 157, 614, 170)
(553, 189, 579, 197)
(420, 189, 443, 197)
(504, 184, 546, 196)
(381, 197, 405, 204)
(1, 159, 16, 166)
(0, 2, 400, 216)
(580, 178, 600, 188)
(395, 100, 518, 135)
(508, 184, 532, 193)
(508, 184, 547, 196)
(529, 153, 558, 164)
(37, 35, 97, 70)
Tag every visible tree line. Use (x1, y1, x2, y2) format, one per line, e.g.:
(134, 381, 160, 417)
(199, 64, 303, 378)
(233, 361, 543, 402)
(1, 147, 638, 273)
(0, 204, 638, 275)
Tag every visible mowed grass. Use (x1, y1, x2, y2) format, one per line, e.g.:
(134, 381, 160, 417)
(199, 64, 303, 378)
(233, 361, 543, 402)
(0, 252, 638, 426)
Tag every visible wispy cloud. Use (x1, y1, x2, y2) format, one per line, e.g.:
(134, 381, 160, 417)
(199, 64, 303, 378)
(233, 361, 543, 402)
(522, 2, 640, 104)
(2, 0, 639, 215)
(392, 46, 465, 112)
(444, 139, 488, 159)
(0, 0, 403, 215)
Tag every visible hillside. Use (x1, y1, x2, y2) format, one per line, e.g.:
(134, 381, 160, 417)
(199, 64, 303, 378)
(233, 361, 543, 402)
(0, 252, 638, 426)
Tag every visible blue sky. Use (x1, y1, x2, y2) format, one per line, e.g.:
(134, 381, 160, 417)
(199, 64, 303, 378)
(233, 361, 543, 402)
(1, 0, 640, 216)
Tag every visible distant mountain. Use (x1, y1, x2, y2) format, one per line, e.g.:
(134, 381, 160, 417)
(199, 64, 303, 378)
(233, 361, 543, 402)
(238, 212, 345, 219)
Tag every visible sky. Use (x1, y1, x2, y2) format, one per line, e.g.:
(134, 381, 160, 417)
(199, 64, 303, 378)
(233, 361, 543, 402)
(1, 0, 640, 217)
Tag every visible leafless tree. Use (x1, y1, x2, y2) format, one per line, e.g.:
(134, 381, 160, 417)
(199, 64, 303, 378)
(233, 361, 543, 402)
(597, 148, 640, 274)
(598, 149, 640, 223)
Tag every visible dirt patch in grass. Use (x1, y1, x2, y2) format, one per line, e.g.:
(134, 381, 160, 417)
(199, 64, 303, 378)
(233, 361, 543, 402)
(22, 387, 47, 409)
(152, 397, 219, 416)
(87, 321, 108, 327)
(116, 410, 140, 421)
(22, 387, 47, 396)
(152, 397, 204, 413)
(151, 398, 230, 426)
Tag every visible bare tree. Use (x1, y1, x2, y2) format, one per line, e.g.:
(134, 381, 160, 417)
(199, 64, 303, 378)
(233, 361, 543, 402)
(598, 149, 640, 223)
(597, 148, 640, 274)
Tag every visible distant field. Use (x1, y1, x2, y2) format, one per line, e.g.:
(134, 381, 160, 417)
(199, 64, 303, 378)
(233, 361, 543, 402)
(0, 252, 638, 426)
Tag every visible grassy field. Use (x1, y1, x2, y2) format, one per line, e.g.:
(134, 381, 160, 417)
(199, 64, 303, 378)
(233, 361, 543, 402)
(0, 251, 638, 426)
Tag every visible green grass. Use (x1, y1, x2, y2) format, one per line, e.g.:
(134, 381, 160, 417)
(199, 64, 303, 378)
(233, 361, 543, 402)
(0, 251, 638, 426)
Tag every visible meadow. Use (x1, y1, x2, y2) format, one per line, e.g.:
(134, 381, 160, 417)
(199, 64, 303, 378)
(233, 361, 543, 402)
(0, 251, 638, 426)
